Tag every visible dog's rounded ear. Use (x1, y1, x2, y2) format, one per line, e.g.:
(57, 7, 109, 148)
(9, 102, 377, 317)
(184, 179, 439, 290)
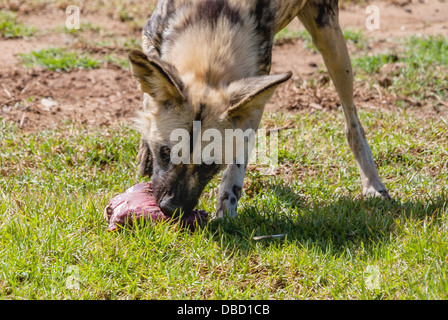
(224, 72, 292, 121)
(129, 50, 186, 103)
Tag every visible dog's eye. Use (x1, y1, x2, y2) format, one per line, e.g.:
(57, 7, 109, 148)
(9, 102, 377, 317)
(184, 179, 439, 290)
(160, 146, 171, 163)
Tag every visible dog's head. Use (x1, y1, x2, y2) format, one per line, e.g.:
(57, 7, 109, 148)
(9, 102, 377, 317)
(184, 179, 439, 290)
(129, 50, 291, 216)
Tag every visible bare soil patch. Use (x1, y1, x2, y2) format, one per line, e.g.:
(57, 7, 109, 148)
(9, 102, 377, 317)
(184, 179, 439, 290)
(1, 65, 141, 129)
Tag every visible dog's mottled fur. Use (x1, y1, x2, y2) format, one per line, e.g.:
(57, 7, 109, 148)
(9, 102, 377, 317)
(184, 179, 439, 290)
(129, 0, 390, 218)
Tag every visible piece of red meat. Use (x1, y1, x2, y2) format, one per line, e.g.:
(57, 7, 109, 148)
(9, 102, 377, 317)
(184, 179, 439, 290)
(104, 182, 208, 232)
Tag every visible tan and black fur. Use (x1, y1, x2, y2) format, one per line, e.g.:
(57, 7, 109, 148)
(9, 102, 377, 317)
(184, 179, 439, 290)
(129, 0, 391, 218)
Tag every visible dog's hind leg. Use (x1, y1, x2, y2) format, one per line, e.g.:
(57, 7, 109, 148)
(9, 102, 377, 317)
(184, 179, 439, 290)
(297, 1, 390, 199)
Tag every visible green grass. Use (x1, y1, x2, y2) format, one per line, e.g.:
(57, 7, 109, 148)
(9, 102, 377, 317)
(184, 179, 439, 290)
(1, 0, 447, 300)
(58, 22, 102, 35)
(104, 54, 130, 69)
(20, 48, 101, 72)
(1, 110, 447, 299)
(275, 31, 447, 105)
(275, 28, 311, 42)
(343, 29, 369, 50)
(352, 36, 448, 102)
(353, 53, 398, 74)
(274, 28, 316, 52)
(0, 11, 35, 38)
(19, 46, 133, 71)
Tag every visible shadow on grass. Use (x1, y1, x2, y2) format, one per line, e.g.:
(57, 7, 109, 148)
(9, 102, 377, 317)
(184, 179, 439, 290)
(207, 185, 448, 255)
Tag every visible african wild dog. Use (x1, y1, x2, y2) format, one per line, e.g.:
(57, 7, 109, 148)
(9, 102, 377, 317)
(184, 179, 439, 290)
(128, 0, 391, 218)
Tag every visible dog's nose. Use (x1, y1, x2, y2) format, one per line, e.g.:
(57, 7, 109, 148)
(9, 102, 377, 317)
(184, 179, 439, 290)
(159, 197, 180, 217)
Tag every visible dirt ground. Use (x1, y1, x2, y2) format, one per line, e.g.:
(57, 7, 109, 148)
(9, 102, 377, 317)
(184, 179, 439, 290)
(0, 0, 447, 131)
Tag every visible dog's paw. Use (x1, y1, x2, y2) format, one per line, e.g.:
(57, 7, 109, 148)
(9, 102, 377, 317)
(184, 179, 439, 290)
(215, 206, 238, 219)
(215, 195, 238, 219)
(363, 186, 392, 200)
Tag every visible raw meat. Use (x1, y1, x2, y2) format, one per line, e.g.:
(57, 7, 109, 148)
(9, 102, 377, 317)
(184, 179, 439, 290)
(104, 182, 208, 232)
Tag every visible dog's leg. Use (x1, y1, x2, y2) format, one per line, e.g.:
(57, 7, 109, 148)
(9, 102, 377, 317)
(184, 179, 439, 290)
(216, 163, 245, 219)
(216, 117, 262, 219)
(297, 2, 390, 199)
(214, 72, 292, 218)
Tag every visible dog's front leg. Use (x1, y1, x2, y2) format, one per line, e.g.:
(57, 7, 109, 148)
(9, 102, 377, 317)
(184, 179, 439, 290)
(214, 72, 291, 219)
(216, 163, 246, 218)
